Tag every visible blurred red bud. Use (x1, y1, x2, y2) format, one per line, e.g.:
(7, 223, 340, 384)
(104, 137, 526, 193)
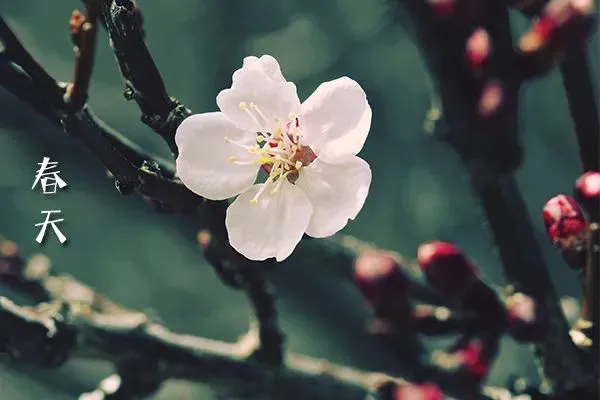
(478, 80, 504, 117)
(395, 382, 444, 400)
(0, 240, 23, 277)
(354, 251, 410, 311)
(417, 241, 478, 295)
(456, 339, 489, 380)
(466, 28, 491, 71)
(542, 194, 588, 251)
(427, 0, 455, 16)
(506, 293, 546, 342)
(574, 171, 600, 220)
(197, 230, 211, 251)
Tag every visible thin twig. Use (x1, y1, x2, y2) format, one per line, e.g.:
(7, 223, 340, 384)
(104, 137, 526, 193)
(67, 0, 102, 110)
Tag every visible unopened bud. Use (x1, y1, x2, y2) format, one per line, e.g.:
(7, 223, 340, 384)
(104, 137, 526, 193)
(542, 194, 587, 251)
(427, 0, 455, 16)
(431, 338, 491, 381)
(0, 240, 23, 277)
(466, 28, 491, 72)
(456, 339, 490, 380)
(394, 382, 444, 400)
(506, 292, 546, 342)
(519, 17, 556, 52)
(417, 241, 478, 295)
(574, 171, 600, 220)
(354, 251, 410, 316)
(478, 80, 504, 117)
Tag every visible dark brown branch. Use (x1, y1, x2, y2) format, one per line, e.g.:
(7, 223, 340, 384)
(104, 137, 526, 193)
(1, 239, 578, 400)
(0, 16, 203, 212)
(201, 201, 285, 367)
(0, 17, 61, 101)
(559, 45, 600, 172)
(397, 0, 589, 388)
(97, 0, 190, 154)
(67, 0, 101, 110)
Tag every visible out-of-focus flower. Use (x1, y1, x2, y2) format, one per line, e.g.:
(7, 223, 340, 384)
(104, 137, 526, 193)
(575, 171, 600, 219)
(175, 55, 372, 261)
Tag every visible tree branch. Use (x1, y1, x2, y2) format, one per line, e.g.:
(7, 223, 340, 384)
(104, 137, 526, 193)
(96, 0, 190, 154)
(2, 238, 589, 400)
(397, 0, 593, 389)
(67, 0, 101, 110)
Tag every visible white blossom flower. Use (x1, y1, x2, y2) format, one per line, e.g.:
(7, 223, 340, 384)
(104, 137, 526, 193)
(175, 55, 372, 262)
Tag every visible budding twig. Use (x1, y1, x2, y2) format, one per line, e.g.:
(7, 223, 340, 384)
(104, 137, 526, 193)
(0, 16, 203, 212)
(67, 0, 101, 110)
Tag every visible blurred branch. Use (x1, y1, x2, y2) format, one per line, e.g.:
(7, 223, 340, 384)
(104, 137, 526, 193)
(0, 241, 404, 400)
(559, 45, 600, 172)
(2, 239, 592, 400)
(396, 0, 595, 389)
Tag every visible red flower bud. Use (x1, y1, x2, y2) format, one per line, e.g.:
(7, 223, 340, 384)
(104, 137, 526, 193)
(417, 241, 478, 295)
(506, 292, 546, 342)
(427, 0, 455, 16)
(542, 194, 588, 251)
(354, 251, 410, 313)
(466, 28, 491, 72)
(575, 171, 600, 220)
(395, 382, 444, 400)
(456, 339, 489, 380)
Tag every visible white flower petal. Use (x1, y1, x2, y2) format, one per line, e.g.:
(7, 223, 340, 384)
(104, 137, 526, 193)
(217, 61, 300, 132)
(300, 77, 372, 163)
(296, 157, 371, 238)
(242, 55, 286, 83)
(175, 112, 259, 200)
(226, 182, 313, 261)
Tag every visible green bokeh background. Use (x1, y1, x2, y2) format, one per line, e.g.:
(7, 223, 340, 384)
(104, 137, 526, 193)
(0, 1, 598, 399)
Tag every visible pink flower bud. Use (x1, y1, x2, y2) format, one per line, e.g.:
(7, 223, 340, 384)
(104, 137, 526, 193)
(0, 240, 22, 278)
(395, 382, 444, 400)
(478, 80, 504, 117)
(575, 171, 600, 220)
(466, 28, 491, 71)
(542, 194, 587, 251)
(197, 230, 211, 251)
(417, 241, 478, 295)
(506, 292, 546, 342)
(354, 251, 410, 311)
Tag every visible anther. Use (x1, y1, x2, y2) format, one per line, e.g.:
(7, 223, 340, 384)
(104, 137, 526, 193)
(228, 156, 237, 162)
(239, 102, 248, 110)
(295, 161, 302, 170)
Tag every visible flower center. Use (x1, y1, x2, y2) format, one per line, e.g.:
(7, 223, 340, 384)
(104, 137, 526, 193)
(225, 102, 317, 204)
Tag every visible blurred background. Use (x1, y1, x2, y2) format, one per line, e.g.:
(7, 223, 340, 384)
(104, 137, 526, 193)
(0, 1, 598, 399)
